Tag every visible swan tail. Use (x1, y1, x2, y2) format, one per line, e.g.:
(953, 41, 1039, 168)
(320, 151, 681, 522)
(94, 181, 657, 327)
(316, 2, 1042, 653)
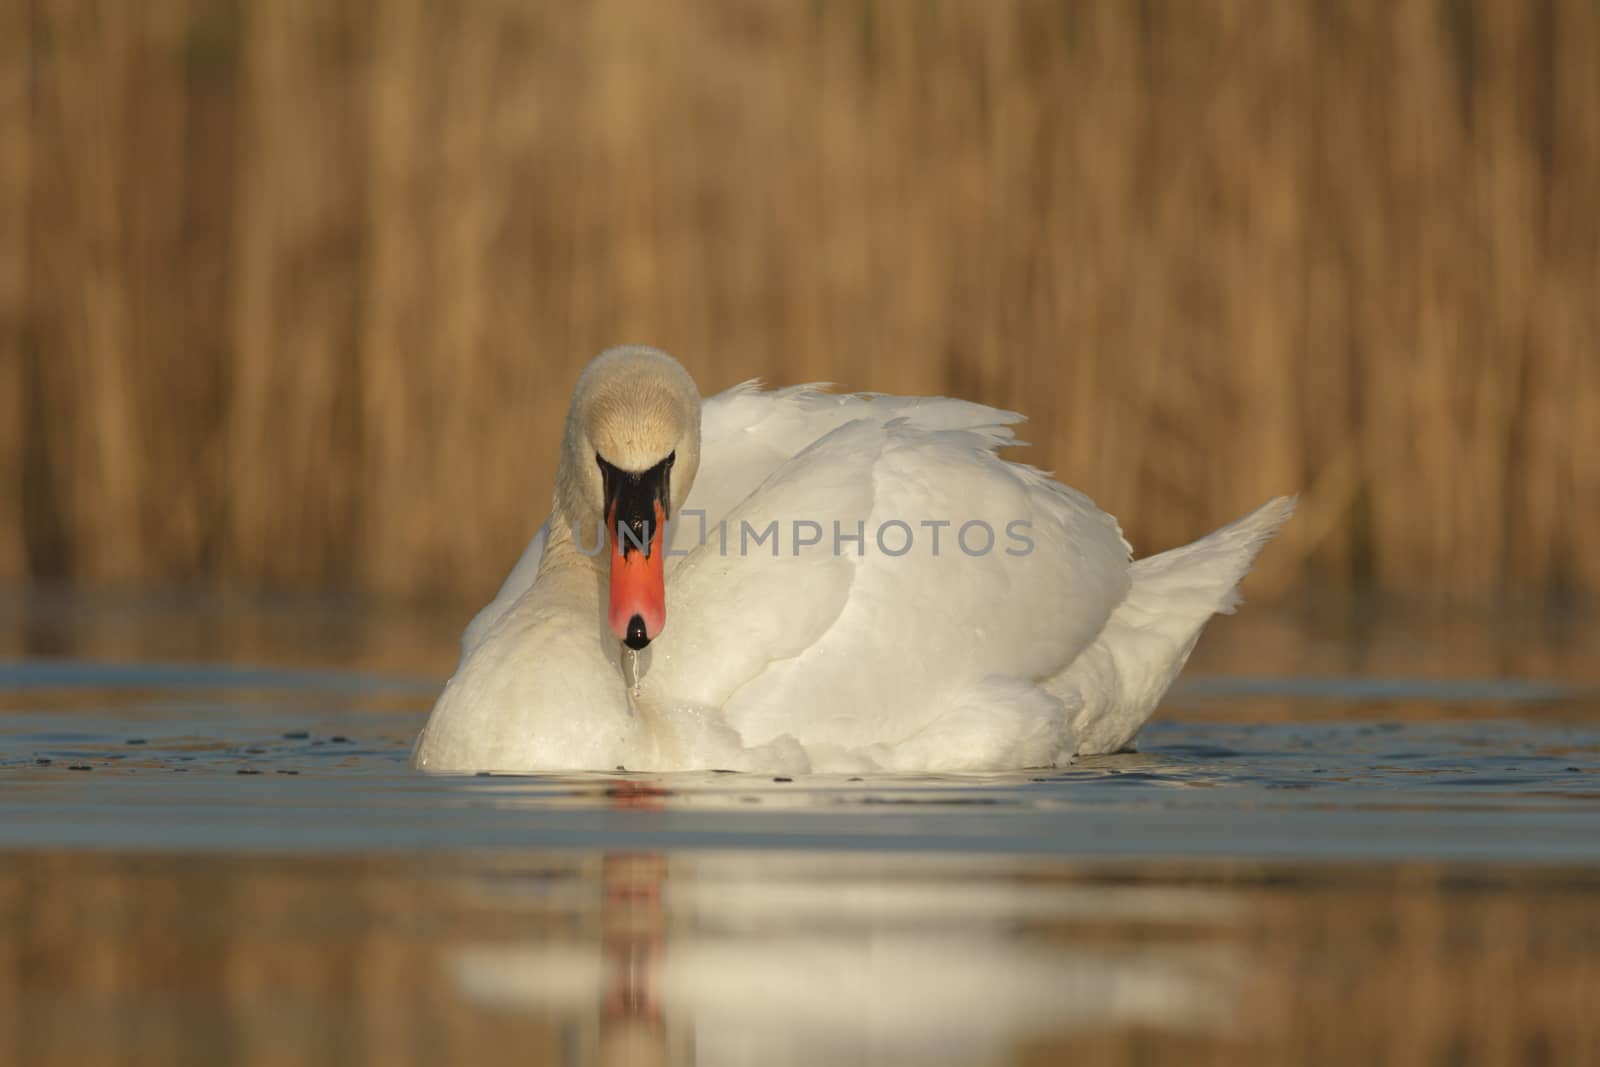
(1046, 495, 1297, 760)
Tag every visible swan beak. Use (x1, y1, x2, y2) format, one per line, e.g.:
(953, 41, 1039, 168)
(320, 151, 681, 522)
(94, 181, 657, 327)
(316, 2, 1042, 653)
(603, 460, 670, 649)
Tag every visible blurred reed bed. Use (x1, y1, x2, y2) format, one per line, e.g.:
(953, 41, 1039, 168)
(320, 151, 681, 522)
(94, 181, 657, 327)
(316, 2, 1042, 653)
(4, 0, 1598, 604)
(1, 852, 1596, 1065)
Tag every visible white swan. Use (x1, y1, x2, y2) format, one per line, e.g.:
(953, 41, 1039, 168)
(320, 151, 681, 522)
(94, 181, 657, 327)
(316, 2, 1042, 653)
(412, 345, 1294, 774)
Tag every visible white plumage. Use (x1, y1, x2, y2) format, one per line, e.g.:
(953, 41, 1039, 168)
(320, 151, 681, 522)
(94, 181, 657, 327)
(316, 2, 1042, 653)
(413, 347, 1294, 774)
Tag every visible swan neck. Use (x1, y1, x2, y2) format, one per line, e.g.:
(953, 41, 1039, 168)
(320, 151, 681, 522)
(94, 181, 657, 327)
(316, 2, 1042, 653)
(542, 494, 606, 579)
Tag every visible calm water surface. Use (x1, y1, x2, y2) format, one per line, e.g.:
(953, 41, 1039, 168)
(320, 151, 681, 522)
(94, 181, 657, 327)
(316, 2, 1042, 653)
(2, 592, 1598, 1064)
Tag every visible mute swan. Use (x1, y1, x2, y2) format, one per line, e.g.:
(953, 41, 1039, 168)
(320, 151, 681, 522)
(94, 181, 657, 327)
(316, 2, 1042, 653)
(412, 345, 1294, 774)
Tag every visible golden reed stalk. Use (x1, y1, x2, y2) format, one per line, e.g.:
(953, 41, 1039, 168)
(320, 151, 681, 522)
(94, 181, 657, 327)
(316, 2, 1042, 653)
(5, 0, 1598, 605)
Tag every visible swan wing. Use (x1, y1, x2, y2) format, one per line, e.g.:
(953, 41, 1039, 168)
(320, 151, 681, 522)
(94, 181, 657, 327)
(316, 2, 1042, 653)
(643, 414, 1132, 768)
(680, 381, 1028, 537)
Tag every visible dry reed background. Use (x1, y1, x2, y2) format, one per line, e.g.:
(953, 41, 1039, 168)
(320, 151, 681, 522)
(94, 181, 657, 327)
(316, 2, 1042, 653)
(4, 0, 1598, 605)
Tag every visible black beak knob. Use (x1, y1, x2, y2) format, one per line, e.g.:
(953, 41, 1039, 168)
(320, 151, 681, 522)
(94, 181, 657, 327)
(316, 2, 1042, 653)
(624, 614, 651, 650)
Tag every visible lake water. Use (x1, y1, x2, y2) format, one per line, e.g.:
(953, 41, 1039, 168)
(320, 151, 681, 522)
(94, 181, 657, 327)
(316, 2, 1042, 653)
(2, 590, 1598, 1064)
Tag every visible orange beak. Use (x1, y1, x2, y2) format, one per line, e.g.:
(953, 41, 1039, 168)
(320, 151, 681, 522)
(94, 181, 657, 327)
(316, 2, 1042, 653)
(598, 451, 674, 649)
(608, 498, 666, 649)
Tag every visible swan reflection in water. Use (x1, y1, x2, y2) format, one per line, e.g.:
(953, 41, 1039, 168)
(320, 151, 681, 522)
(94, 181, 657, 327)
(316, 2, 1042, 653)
(451, 785, 1241, 1066)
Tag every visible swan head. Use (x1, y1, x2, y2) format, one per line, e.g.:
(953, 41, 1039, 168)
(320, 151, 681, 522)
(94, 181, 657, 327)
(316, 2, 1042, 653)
(558, 345, 702, 650)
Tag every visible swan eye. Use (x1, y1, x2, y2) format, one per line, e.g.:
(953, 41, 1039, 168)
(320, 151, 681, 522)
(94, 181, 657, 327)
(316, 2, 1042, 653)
(595, 453, 620, 500)
(665, 450, 675, 469)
